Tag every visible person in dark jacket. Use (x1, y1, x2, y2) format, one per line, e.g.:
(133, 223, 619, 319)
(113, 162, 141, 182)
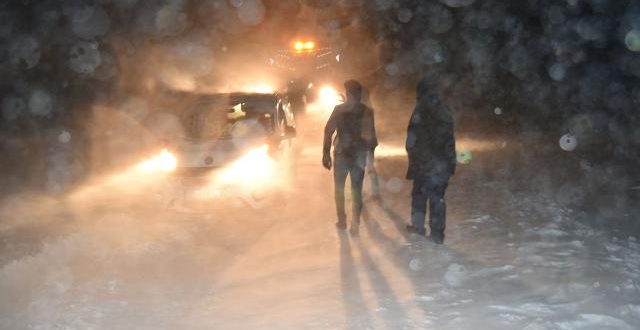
(405, 77, 456, 244)
(323, 80, 378, 235)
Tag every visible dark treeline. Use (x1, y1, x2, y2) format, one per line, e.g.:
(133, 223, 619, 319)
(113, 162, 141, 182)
(0, 0, 638, 202)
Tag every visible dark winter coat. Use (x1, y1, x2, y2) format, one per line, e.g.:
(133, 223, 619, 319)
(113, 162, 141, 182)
(323, 101, 378, 157)
(405, 90, 456, 180)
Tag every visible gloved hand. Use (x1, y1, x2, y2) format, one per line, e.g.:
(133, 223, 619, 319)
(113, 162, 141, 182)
(322, 153, 332, 170)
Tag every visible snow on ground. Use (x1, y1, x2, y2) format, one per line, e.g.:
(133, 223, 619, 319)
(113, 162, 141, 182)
(1, 125, 639, 329)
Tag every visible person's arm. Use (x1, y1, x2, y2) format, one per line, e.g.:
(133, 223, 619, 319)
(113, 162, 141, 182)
(406, 111, 422, 178)
(369, 110, 378, 151)
(323, 106, 339, 155)
(322, 106, 339, 169)
(362, 108, 378, 151)
(406, 110, 420, 156)
(444, 115, 456, 175)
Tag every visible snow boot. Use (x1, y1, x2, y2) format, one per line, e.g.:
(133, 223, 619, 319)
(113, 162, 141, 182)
(406, 224, 426, 236)
(429, 231, 444, 244)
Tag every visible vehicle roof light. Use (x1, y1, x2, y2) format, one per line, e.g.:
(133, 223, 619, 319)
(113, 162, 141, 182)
(293, 39, 316, 53)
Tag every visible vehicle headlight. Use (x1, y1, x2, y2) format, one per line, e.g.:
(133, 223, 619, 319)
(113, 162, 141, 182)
(137, 148, 178, 173)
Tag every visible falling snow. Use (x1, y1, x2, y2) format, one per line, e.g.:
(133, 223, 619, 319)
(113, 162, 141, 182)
(1, 1, 639, 329)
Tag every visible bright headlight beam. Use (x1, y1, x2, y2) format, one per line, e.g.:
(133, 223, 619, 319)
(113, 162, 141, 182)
(319, 86, 341, 108)
(305, 86, 342, 116)
(215, 145, 274, 187)
(136, 148, 177, 173)
(69, 148, 178, 202)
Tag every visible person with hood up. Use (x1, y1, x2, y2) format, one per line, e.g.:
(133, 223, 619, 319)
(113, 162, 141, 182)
(405, 77, 456, 244)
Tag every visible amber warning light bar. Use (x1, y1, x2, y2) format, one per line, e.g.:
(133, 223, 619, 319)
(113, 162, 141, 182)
(293, 39, 316, 53)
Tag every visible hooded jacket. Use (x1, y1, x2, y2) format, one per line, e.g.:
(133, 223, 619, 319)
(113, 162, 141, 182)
(405, 79, 456, 179)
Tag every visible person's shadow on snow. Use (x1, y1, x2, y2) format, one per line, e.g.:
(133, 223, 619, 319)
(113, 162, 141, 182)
(339, 230, 413, 329)
(338, 232, 374, 329)
(371, 197, 408, 234)
(361, 198, 551, 329)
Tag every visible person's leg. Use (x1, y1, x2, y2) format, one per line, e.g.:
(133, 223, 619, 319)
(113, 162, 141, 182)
(349, 152, 367, 231)
(409, 176, 428, 235)
(333, 155, 349, 228)
(427, 174, 449, 243)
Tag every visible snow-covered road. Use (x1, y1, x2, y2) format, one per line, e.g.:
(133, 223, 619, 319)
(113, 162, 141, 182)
(1, 135, 639, 330)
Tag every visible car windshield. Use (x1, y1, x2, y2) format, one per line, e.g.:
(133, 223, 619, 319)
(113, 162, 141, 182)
(182, 94, 275, 141)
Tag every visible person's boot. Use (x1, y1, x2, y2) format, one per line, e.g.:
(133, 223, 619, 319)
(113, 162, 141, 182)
(349, 225, 359, 236)
(406, 224, 426, 236)
(335, 221, 347, 230)
(429, 230, 444, 244)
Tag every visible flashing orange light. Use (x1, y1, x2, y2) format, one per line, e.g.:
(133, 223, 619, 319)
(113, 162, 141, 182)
(293, 39, 316, 53)
(304, 41, 315, 50)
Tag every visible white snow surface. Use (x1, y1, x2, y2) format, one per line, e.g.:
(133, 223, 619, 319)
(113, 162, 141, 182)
(0, 115, 639, 329)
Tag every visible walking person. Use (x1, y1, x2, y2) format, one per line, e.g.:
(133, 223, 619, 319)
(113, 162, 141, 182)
(323, 80, 378, 235)
(405, 77, 456, 244)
